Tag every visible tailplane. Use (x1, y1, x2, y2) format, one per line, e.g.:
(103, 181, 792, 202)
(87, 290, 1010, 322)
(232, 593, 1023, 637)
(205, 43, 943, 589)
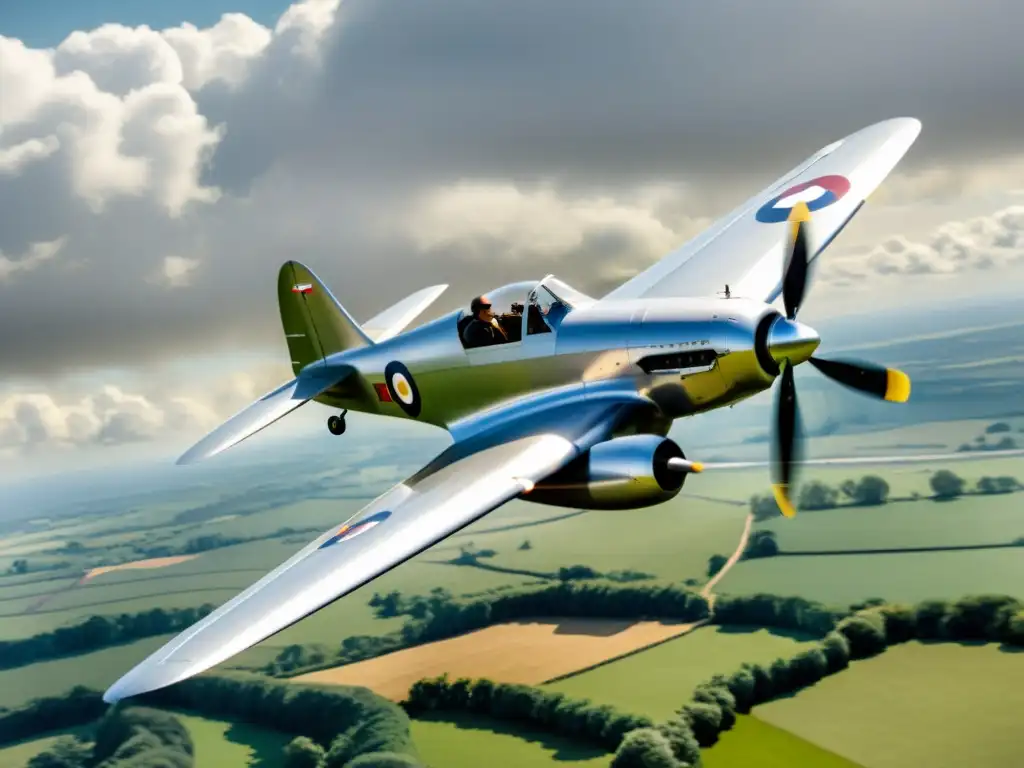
(279, 261, 373, 376)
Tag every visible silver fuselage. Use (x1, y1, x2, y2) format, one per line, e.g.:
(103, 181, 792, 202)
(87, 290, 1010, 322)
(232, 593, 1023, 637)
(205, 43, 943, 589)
(313, 296, 783, 437)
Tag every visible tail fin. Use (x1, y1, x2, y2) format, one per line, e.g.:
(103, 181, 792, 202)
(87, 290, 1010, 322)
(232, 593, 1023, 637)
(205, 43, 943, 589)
(279, 261, 372, 375)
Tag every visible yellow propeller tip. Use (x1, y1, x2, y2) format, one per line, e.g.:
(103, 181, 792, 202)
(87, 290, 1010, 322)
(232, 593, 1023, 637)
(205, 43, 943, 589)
(691, 462, 704, 473)
(884, 369, 911, 403)
(772, 484, 797, 518)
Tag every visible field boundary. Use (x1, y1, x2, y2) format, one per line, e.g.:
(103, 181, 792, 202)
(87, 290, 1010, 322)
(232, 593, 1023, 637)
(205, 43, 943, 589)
(540, 512, 754, 686)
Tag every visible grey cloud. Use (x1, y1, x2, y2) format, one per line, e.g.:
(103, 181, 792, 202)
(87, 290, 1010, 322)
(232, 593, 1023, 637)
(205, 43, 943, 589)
(3, 0, 1024, 383)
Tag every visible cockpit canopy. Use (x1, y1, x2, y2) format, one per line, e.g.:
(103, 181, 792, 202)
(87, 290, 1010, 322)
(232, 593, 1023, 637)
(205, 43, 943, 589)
(457, 275, 592, 350)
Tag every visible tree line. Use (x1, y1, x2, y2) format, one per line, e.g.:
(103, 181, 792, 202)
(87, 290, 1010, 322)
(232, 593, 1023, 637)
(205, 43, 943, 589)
(748, 470, 1022, 520)
(135, 672, 421, 766)
(615, 592, 1024, 766)
(2, 674, 422, 768)
(0, 605, 216, 671)
(396, 592, 1024, 767)
(270, 582, 711, 676)
(25, 706, 196, 768)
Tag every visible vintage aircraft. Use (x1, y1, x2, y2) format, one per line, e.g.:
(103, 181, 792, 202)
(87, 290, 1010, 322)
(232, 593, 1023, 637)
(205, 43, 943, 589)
(105, 117, 921, 703)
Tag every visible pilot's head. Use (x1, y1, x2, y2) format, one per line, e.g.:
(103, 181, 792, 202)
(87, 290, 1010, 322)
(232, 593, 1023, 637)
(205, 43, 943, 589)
(471, 295, 494, 322)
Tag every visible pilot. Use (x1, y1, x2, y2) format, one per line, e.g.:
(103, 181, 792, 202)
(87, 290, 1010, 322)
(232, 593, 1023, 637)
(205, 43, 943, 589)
(462, 295, 509, 348)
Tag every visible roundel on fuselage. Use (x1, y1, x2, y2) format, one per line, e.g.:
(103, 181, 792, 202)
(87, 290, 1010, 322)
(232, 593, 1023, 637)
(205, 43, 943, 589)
(384, 361, 421, 417)
(755, 175, 851, 224)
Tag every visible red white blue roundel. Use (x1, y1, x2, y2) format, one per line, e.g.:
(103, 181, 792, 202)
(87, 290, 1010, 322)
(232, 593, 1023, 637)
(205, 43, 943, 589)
(318, 510, 391, 550)
(755, 175, 851, 224)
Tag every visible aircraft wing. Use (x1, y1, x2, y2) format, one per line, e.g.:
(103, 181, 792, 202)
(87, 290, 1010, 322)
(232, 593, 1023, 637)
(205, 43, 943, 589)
(601, 117, 922, 304)
(104, 431, 586, 703)
(362, 284, 449, 342)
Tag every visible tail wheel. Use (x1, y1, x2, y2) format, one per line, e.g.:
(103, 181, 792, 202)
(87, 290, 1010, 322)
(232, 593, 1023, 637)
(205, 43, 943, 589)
(327, 414, 346, 436)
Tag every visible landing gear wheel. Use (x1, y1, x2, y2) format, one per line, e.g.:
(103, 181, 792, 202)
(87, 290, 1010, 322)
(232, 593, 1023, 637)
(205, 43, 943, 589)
(327, 414, 346, 436)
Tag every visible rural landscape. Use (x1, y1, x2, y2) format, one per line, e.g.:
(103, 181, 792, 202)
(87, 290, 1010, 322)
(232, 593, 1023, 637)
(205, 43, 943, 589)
(2, 293, 1023, 768)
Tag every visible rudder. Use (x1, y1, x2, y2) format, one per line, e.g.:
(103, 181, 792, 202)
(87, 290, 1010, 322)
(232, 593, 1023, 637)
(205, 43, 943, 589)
(279, 261, 372, 375)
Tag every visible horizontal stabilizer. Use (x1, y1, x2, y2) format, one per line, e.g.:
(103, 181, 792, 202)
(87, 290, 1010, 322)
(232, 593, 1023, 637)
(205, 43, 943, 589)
(177, 368, 349, 465)
(362, 284, 449, 342)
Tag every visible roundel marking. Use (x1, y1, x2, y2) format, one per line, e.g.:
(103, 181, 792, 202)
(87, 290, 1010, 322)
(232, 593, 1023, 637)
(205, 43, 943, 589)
(755, 174, 851, 224)
(319, 510, 392, 550)
(384, 361, 421, 417)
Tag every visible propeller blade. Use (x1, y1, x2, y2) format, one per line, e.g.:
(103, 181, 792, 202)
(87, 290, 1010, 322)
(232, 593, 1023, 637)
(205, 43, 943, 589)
(808, 357, 912, 403)
(782, 202, 811, 320)
(770, 363, 803, 518)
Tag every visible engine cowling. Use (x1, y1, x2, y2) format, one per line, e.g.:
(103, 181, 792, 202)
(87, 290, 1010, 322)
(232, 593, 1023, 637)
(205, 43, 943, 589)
(524, 434, 689, 510)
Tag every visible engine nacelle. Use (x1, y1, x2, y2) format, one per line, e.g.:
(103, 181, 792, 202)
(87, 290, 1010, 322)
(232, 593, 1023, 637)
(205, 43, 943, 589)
(524, 434, 689, 511)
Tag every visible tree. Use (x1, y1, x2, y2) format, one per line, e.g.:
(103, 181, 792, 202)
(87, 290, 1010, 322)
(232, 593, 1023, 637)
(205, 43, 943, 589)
(283, 736, 325, 768)
(986, 421, 1011, 434)
(749, 494, 780, 521)
(345, 753, 422, 768)
(610, 728, 680, 768)
(929, 469, 965, 500)
(519, 539, 532, 550)
(743, 530, 778, 559)
(976, 476, 1019, 494)
(851, 475, 890, 506)
(706, 554, 728, 578)
(26, 736, 92, 768)
(656, 719, 701, 766)
(840, 479, 857, 500)
(798, 481, 838, 511)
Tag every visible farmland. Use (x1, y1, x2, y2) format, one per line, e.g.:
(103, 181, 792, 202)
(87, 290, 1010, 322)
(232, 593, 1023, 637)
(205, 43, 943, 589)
(545, 625, 818, 721)
(755, 642, 1024, 768)
(3, 399, 1024, 765)
(701, 715, 862, 768)
(294, 618, 702, 701)
(172, 711, 292, 768)
(411, 714, 609, 768)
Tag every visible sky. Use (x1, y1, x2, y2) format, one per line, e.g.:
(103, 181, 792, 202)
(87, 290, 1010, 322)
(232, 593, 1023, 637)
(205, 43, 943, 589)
(2, 0, 1024, 478)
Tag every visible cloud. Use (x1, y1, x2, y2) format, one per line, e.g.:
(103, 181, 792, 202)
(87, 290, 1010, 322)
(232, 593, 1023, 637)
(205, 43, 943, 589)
(0, 363, 290, 454)
(404, 181, 708, 291)
(0, 238, 66, 282)
(822, 205, 1024, 283)
(155, 254, 201, 287)
(3, 0, 1024, 387)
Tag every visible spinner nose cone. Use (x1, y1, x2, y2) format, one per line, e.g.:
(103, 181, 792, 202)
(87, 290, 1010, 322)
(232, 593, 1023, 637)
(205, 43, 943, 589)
(768, 318, 820, 367)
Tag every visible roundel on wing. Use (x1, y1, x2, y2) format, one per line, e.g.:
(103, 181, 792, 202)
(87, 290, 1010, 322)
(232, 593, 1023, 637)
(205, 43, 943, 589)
(755, 175, 851, 224)
(319, 510, 392, 550)
(384, 361, 421, 417)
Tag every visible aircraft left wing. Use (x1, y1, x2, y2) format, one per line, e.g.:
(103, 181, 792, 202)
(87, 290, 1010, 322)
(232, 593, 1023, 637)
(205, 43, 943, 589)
(602, 117, 922, 304)
(103, 432, 582, 703)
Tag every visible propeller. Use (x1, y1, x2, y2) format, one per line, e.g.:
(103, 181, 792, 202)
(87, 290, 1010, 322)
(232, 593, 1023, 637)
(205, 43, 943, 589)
(766, 202, 912, 518)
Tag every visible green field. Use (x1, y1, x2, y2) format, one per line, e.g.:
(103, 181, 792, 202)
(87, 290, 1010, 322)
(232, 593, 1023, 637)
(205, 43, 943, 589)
(0, 635, 175, 710)
(173, 711, 292, 768)
(0, 728, 89, 768)
(756, 492, 1024, 552)
(411, 714, 609, 768)
(702, 715, 862, 768)
(755, 642, 1024, 768)
(545, 625, 818, 721)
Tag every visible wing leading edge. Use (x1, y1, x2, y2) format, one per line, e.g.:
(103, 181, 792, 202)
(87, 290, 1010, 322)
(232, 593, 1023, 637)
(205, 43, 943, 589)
(104, 432, 581, 703)
(603, 117, 922, 304)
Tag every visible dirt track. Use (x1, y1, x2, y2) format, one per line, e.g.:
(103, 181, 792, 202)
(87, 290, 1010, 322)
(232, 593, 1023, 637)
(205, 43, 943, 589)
(82, 555, 199, 582)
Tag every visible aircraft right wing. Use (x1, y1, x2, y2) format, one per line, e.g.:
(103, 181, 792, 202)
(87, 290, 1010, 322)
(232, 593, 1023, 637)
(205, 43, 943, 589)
(601, 117, 922, 305)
